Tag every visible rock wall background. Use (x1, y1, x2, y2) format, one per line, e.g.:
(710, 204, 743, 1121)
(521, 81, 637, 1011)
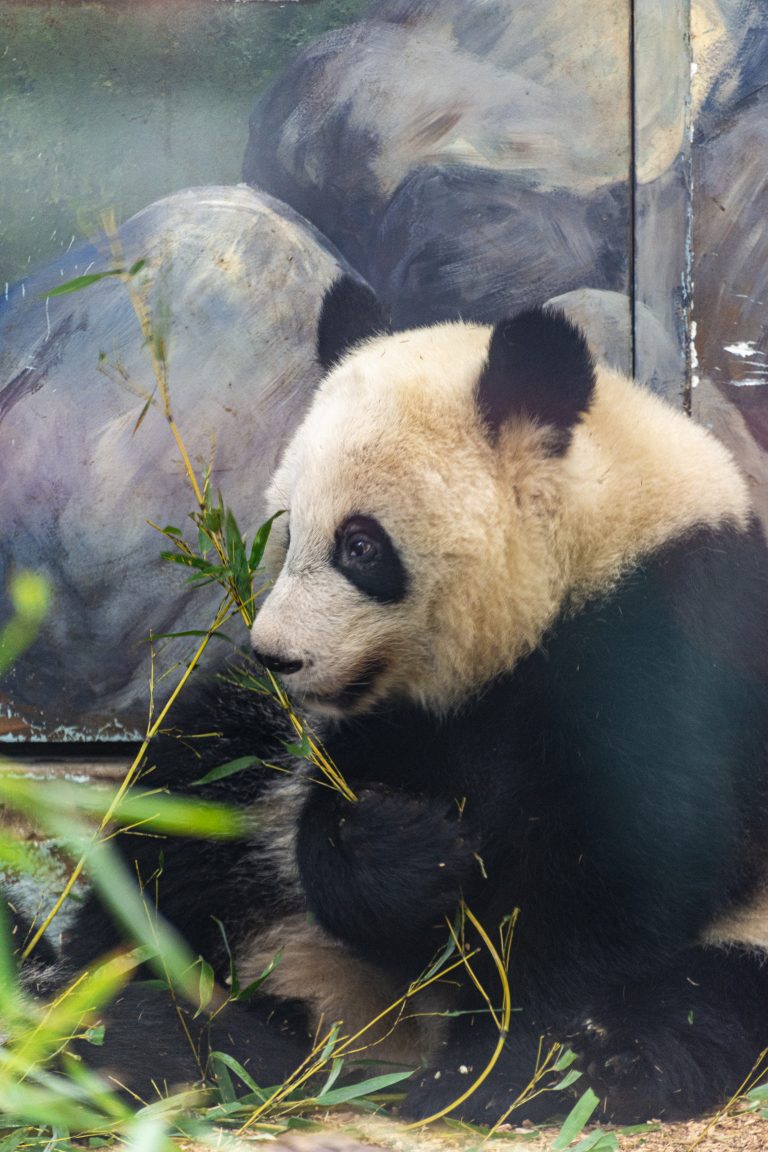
(1, 0, 766, 737)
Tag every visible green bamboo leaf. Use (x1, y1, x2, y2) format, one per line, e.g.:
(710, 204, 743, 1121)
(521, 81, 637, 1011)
(191, 755, 260, 788)
(78, 839, 200, 1002)
(284, 731, 312, 759)
(132, 396, 154, 435)
(552, 1068, 583, 1091)
(0, 833, 39, 873)
(236, 948, 283, 1002)
(42, 269, 124, 298)
(208, 1052, 236, 1103)
(197, 526, 213, 556)
(123, 1110, 172, 1152)
(0, 776, 245, 838)
(552, 1088, 600, 1150)
(212, 916, 238, 997)
(0, 899, 21, 1017)
(317, 1057, 345, 1098)
(312, 1069, 412, 1106)
(553, 1047, 579, 1072)
(195, 959, 215, 1016)
(420, 918, 459, 982)
(159, 552, 215, 571)
(249, 511, 283, 571)
(153, 332, 167, 366)
(0, 1130, 37, 1152)
(128, 259, 147, 277)
(207, 1050, 267, 1099)
(316, 1022, 341, 1065)
(9, 571, 50, 622)
(200, 505, 222, 535)
(569, 1132, 618, 1152)
(12, 947, 145, 1071)
(0, 1080, 119, 1131)
(443, 1117, 494, 1135)
(0, 572, 51, 675)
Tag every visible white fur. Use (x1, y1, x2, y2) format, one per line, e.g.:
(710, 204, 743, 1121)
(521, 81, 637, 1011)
(237, 913, 449, 1063)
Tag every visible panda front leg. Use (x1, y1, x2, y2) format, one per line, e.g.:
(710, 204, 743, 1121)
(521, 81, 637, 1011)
(402, 943, 768, 1126)
(402, 1012, 575, 1126)
(296, 782, 481, 971)
(563, 943, 768, 1123)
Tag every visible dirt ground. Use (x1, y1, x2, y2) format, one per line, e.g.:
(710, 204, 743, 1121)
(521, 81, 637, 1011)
(251, 1109, 768, 1152)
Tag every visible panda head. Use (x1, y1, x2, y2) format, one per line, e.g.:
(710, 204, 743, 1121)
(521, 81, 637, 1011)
(249, 275, 602, 717)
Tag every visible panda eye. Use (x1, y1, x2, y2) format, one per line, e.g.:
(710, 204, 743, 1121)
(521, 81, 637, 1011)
(346, 531, 379, 563)
(333, 515, 408, 604)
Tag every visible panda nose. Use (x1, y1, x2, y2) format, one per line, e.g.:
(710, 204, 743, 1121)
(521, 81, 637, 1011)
(253, 649, 304, 676)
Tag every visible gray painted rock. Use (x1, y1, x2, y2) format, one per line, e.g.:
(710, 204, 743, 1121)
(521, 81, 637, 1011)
(243, 0, 721, 291)
(695, 0, 768, 134)
(370, 166, 627, 329)
(546, 289, 684, 406)
(693, 88, 768, 453)
(0, 186, 356, 737)
(243, 3, 629, 277)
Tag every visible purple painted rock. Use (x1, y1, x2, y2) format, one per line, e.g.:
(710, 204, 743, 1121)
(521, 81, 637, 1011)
(0, 185, 359, 737)
(243, 0, 701, 293)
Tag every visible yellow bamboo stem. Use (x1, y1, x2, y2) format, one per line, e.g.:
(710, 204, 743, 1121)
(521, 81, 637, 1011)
(22, 599, 232, 959)
(402, 903, 512, 1129)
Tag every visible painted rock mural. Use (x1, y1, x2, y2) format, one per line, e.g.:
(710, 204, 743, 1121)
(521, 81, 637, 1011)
(0, 186, 358, 735)
(0, 0, 766, 737)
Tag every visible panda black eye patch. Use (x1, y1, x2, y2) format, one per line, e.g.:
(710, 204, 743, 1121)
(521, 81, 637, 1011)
(332, 515, 408, 603)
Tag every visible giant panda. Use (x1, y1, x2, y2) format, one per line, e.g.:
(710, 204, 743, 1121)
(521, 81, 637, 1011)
(53, 275, 768, 1125)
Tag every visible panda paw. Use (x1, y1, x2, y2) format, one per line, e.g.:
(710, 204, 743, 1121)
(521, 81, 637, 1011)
(298, 785, 479, 963)
(565, 1005, 727, 1123)
(341, 786, 478, 902)
(340, 784, 473, 861)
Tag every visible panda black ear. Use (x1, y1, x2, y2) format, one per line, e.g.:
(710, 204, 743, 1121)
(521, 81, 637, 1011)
(477, 308, 595, 453)
(317, 275, 391, 371)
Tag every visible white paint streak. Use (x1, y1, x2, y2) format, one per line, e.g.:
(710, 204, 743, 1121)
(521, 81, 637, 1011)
(690, 320, 700, 389)
(723, 341, 768, 385)
(724, 341, 763, 359)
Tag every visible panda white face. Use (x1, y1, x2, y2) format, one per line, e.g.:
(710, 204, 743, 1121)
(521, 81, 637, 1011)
(250, 317, 572, 717)
(250, 278, 750, 718)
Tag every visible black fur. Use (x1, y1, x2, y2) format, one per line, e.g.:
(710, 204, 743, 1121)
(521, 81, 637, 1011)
(332, 514, 409, 603)
(66, 985, 309, 1099)
(477, 308, 595, 450)
(296, 518, 768, 1121)
(46, 680, 316, 1095)
(316, 274, 391, 370)
(51, 517, 768, 1122)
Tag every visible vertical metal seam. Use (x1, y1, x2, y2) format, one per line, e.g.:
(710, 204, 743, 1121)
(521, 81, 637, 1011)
(683, 0, 694, 417)
(629, 0, 637, 383)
